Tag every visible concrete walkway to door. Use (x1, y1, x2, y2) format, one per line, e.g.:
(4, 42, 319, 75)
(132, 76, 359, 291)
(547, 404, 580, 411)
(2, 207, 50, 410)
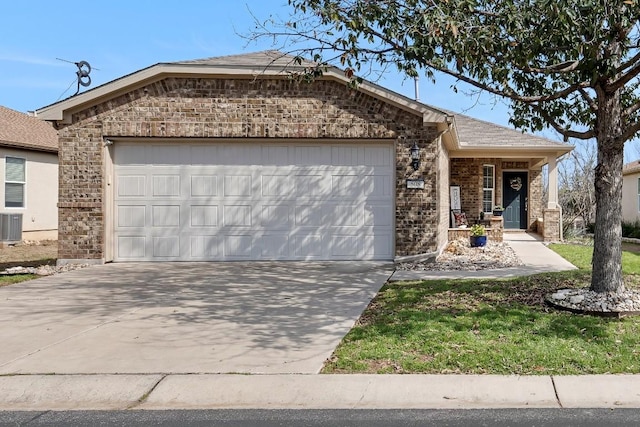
(390, 231, 577, 281)
(0, 262, 393, 375)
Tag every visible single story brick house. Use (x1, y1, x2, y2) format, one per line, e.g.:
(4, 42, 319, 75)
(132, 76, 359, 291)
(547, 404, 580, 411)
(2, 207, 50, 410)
(35, 51, 572, 264)
(0, 106, 58, 241)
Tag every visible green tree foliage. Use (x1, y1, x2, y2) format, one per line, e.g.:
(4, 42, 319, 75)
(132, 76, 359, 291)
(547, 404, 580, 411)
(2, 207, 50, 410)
(255, 0, 640, 293)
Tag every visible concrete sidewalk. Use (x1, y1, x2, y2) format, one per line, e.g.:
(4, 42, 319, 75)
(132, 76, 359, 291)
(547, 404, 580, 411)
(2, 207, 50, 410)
(391, 232, 577, 281)
(0, 235, 618, 412)
(2, 373, 639, 410)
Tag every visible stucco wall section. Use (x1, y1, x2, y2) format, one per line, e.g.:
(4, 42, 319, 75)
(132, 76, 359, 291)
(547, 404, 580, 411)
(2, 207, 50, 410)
(622, 172, 640, 223)
(0, 148, 58, 234)
(56, 77, 440, 260)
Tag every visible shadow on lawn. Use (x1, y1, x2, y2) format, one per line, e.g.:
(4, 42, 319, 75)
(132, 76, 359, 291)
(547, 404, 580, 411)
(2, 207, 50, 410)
(362, 271, 627, 343)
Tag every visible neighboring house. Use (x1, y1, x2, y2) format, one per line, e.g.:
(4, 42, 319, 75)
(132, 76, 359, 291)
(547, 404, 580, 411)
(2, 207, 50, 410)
(35, 51, 572, 265)
(0, 106, 58, 241)
(622, 160, 640, 223)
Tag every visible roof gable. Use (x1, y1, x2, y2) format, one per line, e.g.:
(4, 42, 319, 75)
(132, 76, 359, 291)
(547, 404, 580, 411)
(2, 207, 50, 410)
(35, 50, 448, 125)
(0, 106, 58, 153)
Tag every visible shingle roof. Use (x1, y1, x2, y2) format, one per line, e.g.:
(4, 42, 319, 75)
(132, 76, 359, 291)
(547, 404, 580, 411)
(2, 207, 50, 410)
(174, 50, 317, 68)
(0, 106, 58, 153)
(624, 160, 640, 175)
(440, 108, 571, 149)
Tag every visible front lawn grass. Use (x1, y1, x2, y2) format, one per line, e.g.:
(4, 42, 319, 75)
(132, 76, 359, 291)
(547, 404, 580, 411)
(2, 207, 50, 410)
(323, 244, 640, 375)
(0, 274, 37, 287)
(550, 242, 640, 274)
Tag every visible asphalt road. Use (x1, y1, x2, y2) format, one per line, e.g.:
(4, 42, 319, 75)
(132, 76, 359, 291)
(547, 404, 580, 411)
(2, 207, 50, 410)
(2, 409, 640, 426)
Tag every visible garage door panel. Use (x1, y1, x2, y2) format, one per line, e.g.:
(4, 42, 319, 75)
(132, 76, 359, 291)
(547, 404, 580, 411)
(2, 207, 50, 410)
(364, 234, 393, 257)
(295, 146, 329, 166)
(330, 235, 360, 258)
(261, 205, 291, 228)
(114, 142, 394, 261)
(295, 205, 324, 227)
(153, 236, 180, 257)
(152, 175, 181, 197)
(151, 205, 181, 227)
(262, 146, 290, 166)
(292, 234, 323, 258)
(332, 175, 361, 198)
(330, 205, 361, 227)
(224, 235, 253, 258)
(365, 175, 392, 197)
(260, 234, 289, 258)
(190, 235, 221, 258)
(364, 146, 393, 166)
(115, 145, 147, 165)
(294, 175, 327, 197)
(152, 145, 190, 165)
(224, 175, 252, 197)
(117, 205, 146, 228)
(191, 175, 218, 197)
(223, 205, 252, 227)
(190, 205, 219, 227)
(262, 175, 293, 197)
(364, 205, 392, 226)
(190, 145, 219, 165)
(117, 175, 146, 197)
(117, 236, 146, 259)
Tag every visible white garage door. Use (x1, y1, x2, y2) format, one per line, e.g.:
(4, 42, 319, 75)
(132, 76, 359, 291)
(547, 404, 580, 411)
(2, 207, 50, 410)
(113, 142, 394, 261)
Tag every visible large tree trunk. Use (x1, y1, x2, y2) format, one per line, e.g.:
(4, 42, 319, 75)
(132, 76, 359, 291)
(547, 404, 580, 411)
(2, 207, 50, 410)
(591, 89, 625, 293)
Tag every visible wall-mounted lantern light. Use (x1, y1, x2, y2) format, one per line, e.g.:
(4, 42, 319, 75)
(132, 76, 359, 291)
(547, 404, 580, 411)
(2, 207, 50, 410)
(410, 142, 420, 171)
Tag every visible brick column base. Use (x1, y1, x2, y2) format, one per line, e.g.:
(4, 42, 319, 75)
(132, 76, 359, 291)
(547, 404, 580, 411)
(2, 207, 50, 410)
(490, 217, 503, 242)
(542, 209, 561, 242)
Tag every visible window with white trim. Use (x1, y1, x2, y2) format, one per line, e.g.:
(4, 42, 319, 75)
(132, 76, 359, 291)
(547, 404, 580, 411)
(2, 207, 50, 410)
(5, 157, 25, 208)
(482, 165, 495, 214)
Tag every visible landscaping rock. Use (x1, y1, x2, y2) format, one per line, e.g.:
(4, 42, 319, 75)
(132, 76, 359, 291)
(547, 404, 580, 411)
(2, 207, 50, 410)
(545, 288, 640, 316)
(397, 238, 524, 271)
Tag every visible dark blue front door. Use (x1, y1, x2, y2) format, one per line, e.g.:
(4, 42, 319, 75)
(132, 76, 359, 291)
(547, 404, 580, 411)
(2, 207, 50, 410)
(503, 172, 528, 229)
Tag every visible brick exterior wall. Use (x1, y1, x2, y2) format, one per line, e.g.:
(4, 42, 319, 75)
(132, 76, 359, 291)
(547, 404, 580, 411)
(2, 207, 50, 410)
(55, 77, 440, 261)
(450, 158, 542, 231)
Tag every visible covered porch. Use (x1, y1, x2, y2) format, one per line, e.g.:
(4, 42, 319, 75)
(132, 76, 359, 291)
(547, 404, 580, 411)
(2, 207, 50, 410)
(443, 116, 572, 243)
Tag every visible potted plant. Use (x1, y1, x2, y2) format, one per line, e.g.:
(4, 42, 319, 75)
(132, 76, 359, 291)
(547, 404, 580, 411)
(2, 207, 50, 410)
(492, 206, 504, 216)
(469, 224, 487, 247)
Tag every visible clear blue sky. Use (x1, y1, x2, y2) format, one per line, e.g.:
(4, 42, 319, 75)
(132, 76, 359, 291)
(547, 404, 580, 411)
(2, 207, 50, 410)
(1, 1, 635, 160)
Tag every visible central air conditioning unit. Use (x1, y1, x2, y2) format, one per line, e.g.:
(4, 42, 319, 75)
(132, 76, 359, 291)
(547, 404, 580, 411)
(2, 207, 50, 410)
(0, 213, 22, 242)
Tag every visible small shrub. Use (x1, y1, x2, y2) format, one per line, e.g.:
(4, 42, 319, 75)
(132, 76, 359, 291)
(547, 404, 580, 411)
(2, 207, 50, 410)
(622, 220, 640, 239)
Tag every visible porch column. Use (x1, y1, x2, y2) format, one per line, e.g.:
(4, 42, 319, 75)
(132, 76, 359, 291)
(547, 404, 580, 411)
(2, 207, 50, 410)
(547, 155, 559, 209)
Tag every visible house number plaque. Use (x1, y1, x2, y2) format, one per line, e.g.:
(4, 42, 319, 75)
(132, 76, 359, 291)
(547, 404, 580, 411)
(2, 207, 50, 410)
(406, 179, 425, 189)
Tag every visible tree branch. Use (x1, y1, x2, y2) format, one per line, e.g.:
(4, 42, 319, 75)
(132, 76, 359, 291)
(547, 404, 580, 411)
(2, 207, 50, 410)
(608, 56, 640, 93)
(623, 100, 640, 118)
(531, 104, 595, 140)
(517, 60, 581, 74)
(424, 61, 589, 103)
(620, 120, 640, 143)
(578, 87, 598, 112)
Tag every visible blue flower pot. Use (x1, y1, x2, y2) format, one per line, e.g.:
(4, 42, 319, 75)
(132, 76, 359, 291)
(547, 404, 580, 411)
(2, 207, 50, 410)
(470, 235, 487, 247)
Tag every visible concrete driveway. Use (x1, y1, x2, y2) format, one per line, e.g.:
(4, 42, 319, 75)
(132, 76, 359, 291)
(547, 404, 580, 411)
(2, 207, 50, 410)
(0, 262, 392, 375)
